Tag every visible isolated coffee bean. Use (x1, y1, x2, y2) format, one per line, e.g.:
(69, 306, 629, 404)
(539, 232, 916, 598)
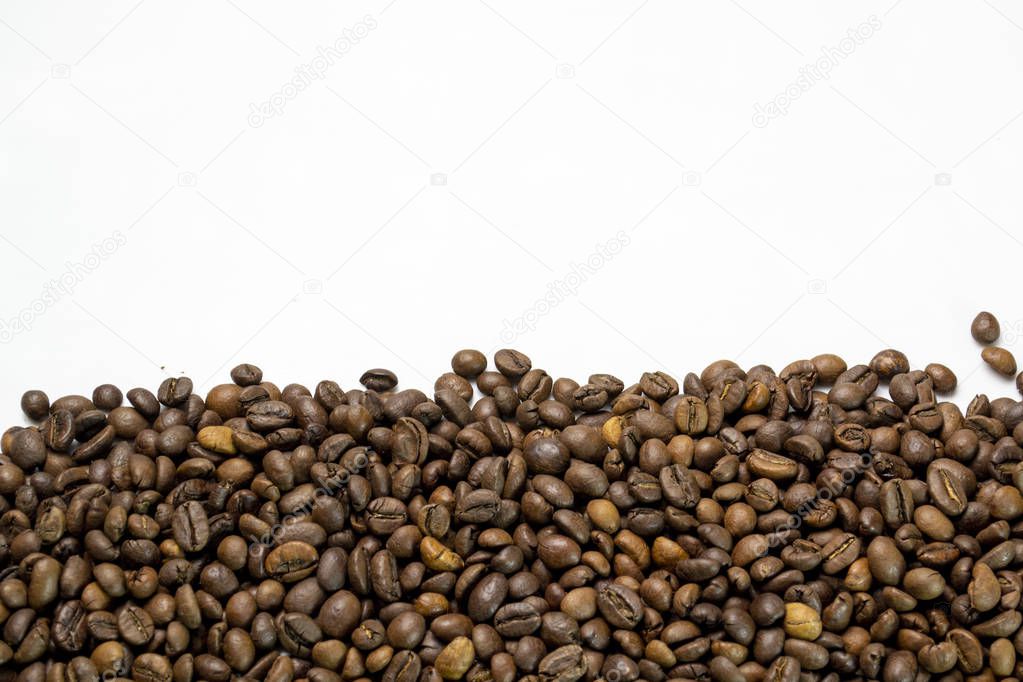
(983, 346, 1017, 376)
(972, 310, 1000, 343)
(157, 377, 192, 406)
(20, 390, 50, 420)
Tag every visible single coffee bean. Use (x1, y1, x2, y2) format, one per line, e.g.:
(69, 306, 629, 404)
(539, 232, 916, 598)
(434, 636, 474, 680)
(870, 349, 910, 379)
(927, 458, 973, 516)
(265, 541, 319, 582)
(783, 602, 821, 640)
(172, 500, 210, 552)
(157, 376, 193, 406)
(360, 368, 398, 391)
(230, 363, 263, 386)
(20, 390, 50, 420)
(972, 310, 1000, 343)
(596, 583, 642, 628)
(982, 346, 1017, 376)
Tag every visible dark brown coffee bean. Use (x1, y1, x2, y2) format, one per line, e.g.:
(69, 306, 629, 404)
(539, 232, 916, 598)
(117, 603, 154, 645)
(157, 376, 192, 406)
(52, 600, 88, 652)
(359, 368, 398, 391)
(230, 363, 263, 386)
(455, 489, 500, 524)
(20, 390, 49, 420)
(596, 583, 642, 628)
(494, 602, 541, 637)
(133, 653, 173, 682)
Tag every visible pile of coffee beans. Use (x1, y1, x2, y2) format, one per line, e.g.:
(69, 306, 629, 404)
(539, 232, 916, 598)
(4, 340, 1023, 681)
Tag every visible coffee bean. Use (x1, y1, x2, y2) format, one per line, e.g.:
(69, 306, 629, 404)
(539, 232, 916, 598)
(133, 653, 173, 682)
(972, 310, 1001, 342)
(927, 458, 973, 516)
(434, 636, 474, 680)
(948, 628, 983, 673)
(494, 349, 531, 378)
(360, 368, 398, 391)
(904, 566, 945, 600)
(596, 583, 642, 628)
(157, 377, 192, 407)
(538, 644, 585, 682)
(20, 390, 49, 420)
(866, 536, 905, 586)
(455, 488, 500, 524)
(983, 346, 1017, 376)
(52, 600, 88, 652)
(869, 349, 909, 379)
(10, 427, 46, 469)
(265, 541, 319, 582)
(783, 602, 821, 640)
(493, 602, 541, 637)
(230, 363, 263, 387)
(821, 533, 861, 574)
(172, 500, 210, 552)
(467, 573, 507, 623)
(117, 603, 154, 645)
(747, 449, 798, 480)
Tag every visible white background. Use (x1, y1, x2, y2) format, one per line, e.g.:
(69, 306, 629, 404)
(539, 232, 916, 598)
(2, 0, 1023, 420)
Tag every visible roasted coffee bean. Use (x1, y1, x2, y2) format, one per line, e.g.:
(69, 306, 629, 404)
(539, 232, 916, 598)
(359, 368, 398, 391)
(435, 635, 475, 679)
(494, 349, 531, 378)
(869, 349, 909, 380)
(983, 346, 1017, 376)
(156, 377, 192, 407)
(52, 600, 88, 652)
(927, 458, 973, 516)
(539, 644, 586, 682)
(596, 583, 642, 628)
(265, 541, 319, 582)
(925, 362, 957, 393)
(972, 310, 1000, 343)
(494, 602, 541, 637)
(171, 500, 210, 552)
(20, 390, 50, 420)
(116, 603, 154, 645)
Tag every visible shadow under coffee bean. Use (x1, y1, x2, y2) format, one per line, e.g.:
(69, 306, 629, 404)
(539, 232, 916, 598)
(3, 339, 1023, 681)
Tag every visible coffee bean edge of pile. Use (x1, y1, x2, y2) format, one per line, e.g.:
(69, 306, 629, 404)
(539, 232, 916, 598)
(3, 320, 1023, 681)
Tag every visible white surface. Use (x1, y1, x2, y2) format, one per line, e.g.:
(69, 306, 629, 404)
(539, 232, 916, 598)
(2, 1, 1023, 419)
